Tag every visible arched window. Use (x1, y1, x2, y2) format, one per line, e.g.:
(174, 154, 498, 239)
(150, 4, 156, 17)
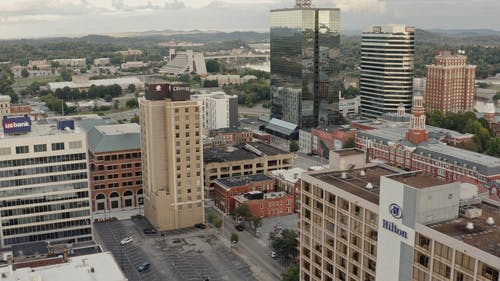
(96, 194, 106, 200)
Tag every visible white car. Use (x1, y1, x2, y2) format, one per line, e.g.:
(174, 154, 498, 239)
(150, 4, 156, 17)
(271, 251, 278, 258)
(120, 236, 133, 245)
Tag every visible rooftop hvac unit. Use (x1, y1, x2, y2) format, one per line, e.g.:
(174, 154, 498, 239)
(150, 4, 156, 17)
(365, 183, 374, 190)
(486, 217, 495, 225)
(461, 206, 482, 219)
(340, 172, 347, 179)
(465, 222, 474, 231)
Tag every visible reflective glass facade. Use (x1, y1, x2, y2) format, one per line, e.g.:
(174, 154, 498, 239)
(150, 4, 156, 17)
(270, 8, 341, 128)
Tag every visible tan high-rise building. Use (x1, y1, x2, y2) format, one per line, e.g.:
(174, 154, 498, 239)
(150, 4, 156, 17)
(139, 82, 204, 231)
(425, 51, 476, 113)
(299, 166, 500, 281)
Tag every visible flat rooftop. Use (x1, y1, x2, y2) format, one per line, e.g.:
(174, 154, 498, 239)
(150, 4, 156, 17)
(387, 172, 449, 189)
(334, 148, 365, 156)
(428, 203, 500, 258)
(204, 142, 290, 163)
(0, 252, 126, 281)
(310, 165, 400, 204)
(214, 173, 273, 189)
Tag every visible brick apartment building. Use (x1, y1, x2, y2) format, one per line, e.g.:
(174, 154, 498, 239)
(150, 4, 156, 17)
(213, 174, 274, 214)
(234, 191, 294, 218)
(88, 124, 143, 213)
(425, 51, 476, 113)
(208, 127, 252, 146)
(269, 168, 305, 212)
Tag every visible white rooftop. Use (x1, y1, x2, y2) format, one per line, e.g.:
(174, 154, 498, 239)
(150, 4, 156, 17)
(269, 168, 305, 183)
(96, 123, 140, 136)
(0, 252, 127, 281)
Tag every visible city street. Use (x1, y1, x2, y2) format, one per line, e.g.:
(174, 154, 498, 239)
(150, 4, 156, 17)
(208, 207, 284, 281)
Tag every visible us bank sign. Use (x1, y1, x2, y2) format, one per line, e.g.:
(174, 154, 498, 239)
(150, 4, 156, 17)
(382, 203, 408, 239)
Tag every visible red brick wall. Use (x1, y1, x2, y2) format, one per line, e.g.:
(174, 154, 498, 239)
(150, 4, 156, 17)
(213, 178, 274, 214)
(240, 194, 294, 218)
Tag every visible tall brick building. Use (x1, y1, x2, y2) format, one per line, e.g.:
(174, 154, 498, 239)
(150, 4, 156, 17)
(88, 123, 143, 213)
(425, 51, 476, 113)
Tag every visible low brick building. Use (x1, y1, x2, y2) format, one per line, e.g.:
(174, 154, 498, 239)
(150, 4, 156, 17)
(268, 168, 305, 212)
(87, 123, 143, 213)
(209, 127, 252, 146)
(213, 174, 274, 214)
(234, 191, 294, 218)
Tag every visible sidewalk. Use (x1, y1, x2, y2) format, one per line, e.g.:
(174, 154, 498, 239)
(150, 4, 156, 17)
(92, 208, 141, 221)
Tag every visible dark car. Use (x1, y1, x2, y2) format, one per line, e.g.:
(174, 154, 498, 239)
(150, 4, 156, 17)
(235, 224, 245, 232)
(194, 223, 206, 229)
(143, 228, 157, 234)
(137, 262, 151, 272)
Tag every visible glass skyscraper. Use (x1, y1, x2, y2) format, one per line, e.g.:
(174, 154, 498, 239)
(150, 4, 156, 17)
(270, 2, 341, 128)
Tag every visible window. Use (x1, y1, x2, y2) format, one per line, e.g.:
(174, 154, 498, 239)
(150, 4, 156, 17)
(52, 142, 65, 151)
(15, 146, 29, 154)
(34, 144, 47, 152)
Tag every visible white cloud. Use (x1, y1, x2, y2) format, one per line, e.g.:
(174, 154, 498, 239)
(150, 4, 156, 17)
(319, 0, 386, 13)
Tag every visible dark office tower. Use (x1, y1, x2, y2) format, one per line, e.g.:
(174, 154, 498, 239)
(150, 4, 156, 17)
(360, 25, 415, 118)
(270, 1, 341, 128)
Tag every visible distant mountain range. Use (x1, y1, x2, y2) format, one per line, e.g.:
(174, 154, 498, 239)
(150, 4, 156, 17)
(0, 29, 498, 47)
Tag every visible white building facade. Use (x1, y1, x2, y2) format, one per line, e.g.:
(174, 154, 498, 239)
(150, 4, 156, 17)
(191, 91, 238, 130)
(0, 119, 93, 247)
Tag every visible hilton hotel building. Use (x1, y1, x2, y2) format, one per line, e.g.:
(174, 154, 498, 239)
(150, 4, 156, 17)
(300, 165, 499, 281)
(139, 82, 204, 231)
(0, 119, 92, 248)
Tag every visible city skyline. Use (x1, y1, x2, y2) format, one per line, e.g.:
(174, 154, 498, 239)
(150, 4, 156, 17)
(0, 0, 498, 39)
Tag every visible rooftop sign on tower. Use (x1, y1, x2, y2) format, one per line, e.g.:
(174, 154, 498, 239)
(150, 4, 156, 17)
(296, 0, 312, 7)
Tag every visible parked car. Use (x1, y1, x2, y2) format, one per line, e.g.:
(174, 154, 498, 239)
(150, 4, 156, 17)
(194, 223, 206, 229)
(143, 228, 157, 234)
(235, 224, 245, 232)
(120, 236, 133, 245)
(137, 262, 151, 272)
(271, 251, 278, 258)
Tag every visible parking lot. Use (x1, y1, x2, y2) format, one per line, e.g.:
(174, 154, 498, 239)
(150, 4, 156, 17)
(94, 218, 258, 281)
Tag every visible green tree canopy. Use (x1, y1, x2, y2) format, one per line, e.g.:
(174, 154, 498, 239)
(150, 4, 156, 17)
(289, 141, 299, 153)
(127, 84, 136, 93)
(281, 264, 299, 281)
(233, 203, 253, 225)
(21, 68, 29, 78)
(206, 59, 221, 73)
(269, 229, 298, 264)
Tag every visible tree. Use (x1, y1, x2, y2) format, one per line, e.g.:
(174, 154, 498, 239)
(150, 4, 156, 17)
(60, 69, 73, 81)
(127, 84, 136, 93)
(289, 141, 299, 153)
(343, 137, 355, 149)
(269, 229, 298, 264)
(113, 100, 120, 110)
(104, 94, 112, 102)
(214, 218, 223, 229)
(281, 264, 299, 281)
(130, 114, 140, 124)
(203, 80, 219, 88)
(230, 232, 239, 244)
(251, 216, 262, 230)
(80, 67, 87, 74)
(126, 98, 139, 108)
(232, 204, 252, 225)
(21, 68, 29, 78)
(206, 59, 221, 73)
(178, 74, 191, 83)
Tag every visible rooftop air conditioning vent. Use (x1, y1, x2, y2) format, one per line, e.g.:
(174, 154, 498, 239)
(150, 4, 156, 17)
(461, 206, 482, 219)
(486, 217, 495, 225)
(365, 182, 373, 190)
(465, 222, 474, 231)
(340, 172, 347, 179)
(360, 170, 366, 176)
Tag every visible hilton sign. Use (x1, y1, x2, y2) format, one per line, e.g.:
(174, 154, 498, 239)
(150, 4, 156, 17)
(382, 203, 408, 239)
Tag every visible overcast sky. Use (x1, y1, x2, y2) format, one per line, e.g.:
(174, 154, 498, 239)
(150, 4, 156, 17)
(0, 0, 498, 39)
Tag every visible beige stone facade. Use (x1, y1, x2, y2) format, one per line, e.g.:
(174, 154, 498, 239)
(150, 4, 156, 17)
(139, 84, 204, 231)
